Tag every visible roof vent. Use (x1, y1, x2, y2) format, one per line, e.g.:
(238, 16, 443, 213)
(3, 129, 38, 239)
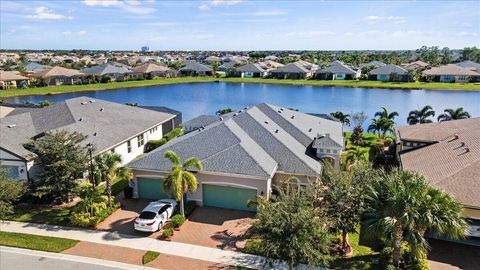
(291, 115, 295, 119)
(278, 110, 282, 113)
(280, 108, 284, 111)
(219, 117, 223, 121)
(308, 128, 312, 132)
(239, 110, 243, 113)
(244, 107, 248, 110)
(275, 129, 279, 133)
(78, 117, 83, 121)
(233, 113, 238, 116)
(7, 124, 16, 128)
(89, 100, 95, 103)
(93, 132, 97, 136)
(465, 147, 470, 153)
(453, 134, 459, 140)
(459, 142, 465, 147)
(100, 108, 104, 112)
(265, 121, 269, 124)
(81, 102, 87, 105)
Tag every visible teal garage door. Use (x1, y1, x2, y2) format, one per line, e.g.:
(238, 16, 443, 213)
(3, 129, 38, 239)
(203, 184, 257, 212)
(137, 177, 170, 200)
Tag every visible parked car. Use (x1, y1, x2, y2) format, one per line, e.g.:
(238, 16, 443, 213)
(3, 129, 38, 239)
(134, 199, 177, 232)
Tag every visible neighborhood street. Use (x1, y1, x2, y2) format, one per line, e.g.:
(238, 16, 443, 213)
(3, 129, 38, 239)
(0, 246, 157, 270)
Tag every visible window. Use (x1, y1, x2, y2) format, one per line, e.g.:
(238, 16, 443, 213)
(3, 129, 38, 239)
(333, 150, 338, 154)
(459, 76, 466, 81)
(127, 140, 132, 153)
(326, 149, 331, 153)
(137, 134, 145, 147)
(287, 177, 300, 196)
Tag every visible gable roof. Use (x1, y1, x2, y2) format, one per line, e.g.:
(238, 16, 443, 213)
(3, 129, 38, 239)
(317, 60, 357, 75)
(131, 63, 171, 73)
(404, 60, 429, 69)
(455, 60, 480, 70)
(179, 62, 212, 72)
(236, 63, 266, 73)
(0, 97, 175, 160)
(33, 66, 83, 78)
(271, 62, 309, 73)
(21, 62, 51, 73)
(398, 118, 480, 208)
(422, 64, 480, 76)
(0, 71, 28, 81)
(129, 104, 343, 178)
(370, 64, 408, 75)
(83, 64, 130, 76)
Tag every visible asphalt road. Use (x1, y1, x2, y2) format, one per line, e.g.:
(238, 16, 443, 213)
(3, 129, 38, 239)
(0, 246, 156, 270)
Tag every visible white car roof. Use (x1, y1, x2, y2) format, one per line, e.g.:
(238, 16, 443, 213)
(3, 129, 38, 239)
(142, 200, 175, 213)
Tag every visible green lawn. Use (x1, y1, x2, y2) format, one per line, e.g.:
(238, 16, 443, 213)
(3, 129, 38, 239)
(1, 76, 478, 98)
(0, 231, 79, 252)
(330, 230, 381, 270)
(343, 132, 393, 162)
(142, 251, 160, 265)
(5, 204, 73, 226)
(97, 177, 129, 196)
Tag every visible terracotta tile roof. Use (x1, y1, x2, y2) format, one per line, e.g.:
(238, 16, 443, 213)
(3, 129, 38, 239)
(422, 64, 480, 76)
(131, 63, 171, 73)
(32, 66, 83, 78)
(398, 118, 480, 207)
(0, 70, 28, 81)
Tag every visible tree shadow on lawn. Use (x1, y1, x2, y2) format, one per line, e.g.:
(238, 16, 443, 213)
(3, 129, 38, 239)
(330, 254, 383, 270)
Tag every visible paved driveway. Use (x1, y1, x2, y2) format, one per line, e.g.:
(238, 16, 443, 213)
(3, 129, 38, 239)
(170, 206, 255, 251)
(428, 239, 480, 270)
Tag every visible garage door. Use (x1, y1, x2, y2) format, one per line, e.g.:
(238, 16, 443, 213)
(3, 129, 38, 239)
(137, 177, 170, 200)
(202, 184, 257, 212)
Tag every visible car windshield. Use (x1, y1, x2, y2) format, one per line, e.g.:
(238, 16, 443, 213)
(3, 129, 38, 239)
(139, 211, 156, 219)
(158, 205, 171, 215)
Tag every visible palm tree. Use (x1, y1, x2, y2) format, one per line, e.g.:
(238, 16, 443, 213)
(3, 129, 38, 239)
(407, 105, 435, 125)
(364, 169, 466, 266)
(368, 118, 393, 137)
(330, 111, 351, 126)
(344, 147, 367, 168)
(367, 118, 382, 137)
(437, 107, 471, 122)
(94, 152, 131, 207)
(163, 151, 203, 217)
(374, 106, 399, 121)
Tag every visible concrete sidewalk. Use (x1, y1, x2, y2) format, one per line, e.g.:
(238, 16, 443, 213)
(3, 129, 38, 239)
(1, 220, 315, 270)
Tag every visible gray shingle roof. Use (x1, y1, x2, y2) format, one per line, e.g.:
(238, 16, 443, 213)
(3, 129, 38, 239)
(271, 62, 309, 74)
(236, 63, 266, 73)
(455, 60, 480, 70)
(130, 103, 343, 178)
(82, 64, 130, 76)
(0, 97, 175, 160)
(317, 60, 356, 75)
(21, 62, 51, 73)
(370, 64, 408, 75)
(179, 62, 212, 72)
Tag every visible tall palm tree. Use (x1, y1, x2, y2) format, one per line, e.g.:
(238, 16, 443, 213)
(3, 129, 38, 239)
(437, 107, 471, 122)
(407, 105, 435, 125)
(374, 106, 399, 121)
(163, 151, 203, 217)
(94, 152, 131, 207)
(330, 111, 351, 126)
(367, 118, 382, 137)
(368, 118, 393, 137)
(364, 169, 466, 266)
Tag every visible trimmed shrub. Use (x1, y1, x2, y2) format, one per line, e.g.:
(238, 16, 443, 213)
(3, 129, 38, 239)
(144, 138, 167, 153)
(243, 239, 265, 256)
(184, 200, 197, 217)
(164, 128, 184, 141)
(171, 214, 186, 228)
(162, 227, 174, 238)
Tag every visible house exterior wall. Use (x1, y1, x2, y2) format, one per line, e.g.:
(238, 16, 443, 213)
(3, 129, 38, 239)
(463, 207, 480, 220)
(131, 169, 270, 205)
(0, 149, 30, 181)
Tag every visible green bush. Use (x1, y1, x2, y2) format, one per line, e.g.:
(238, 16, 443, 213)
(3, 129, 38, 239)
(142, 251, 160, 265)
(71, 193, 119, 227)
(162, 227, 174, 238)
(165, 128, 184, 141)
(144, 138, 167, 153)
(71, 212, 96, 227)
(171, 214, 186, 228)
(243, 238, 265, 256)
(184, 200, 196, 217)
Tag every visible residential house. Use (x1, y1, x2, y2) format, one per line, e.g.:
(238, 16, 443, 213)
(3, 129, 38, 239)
(181, 111, 236, 134)
(315, 60, 360, 80)
(82, 63, 130, 82)
(205, 56, 221, 63)
(422, 64, 479, 83)
(0, 71, 29, 89)
(179, 62, 213, 76)
(270, 62, 312, 79)
(128, 104, 344, 211)
(21, 62, 51, 75)
(129, 63, 175, 79)
(258, 60, 284, 69)
(32, 66, 84, 86)
(455, 60, 480, 72)
(369, 64, 411, 82)
(404, 60, 429, 71)
(0, 97, 180, 181)
(395, 118, 480, 237)
(234, 63, 268, 78)
(358, 60, 386, 69)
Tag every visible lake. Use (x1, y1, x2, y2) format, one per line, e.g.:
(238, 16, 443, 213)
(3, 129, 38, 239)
(5, 82, 480, 128)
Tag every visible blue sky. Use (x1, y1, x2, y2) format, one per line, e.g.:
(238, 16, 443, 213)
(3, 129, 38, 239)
(1, 0, 479, 50)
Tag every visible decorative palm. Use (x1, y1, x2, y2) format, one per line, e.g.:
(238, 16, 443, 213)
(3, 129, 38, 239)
(344, 147, 367, 168)
(94, 152, 131, 207)
(368, 118, 393, 137)
(374, 106, 399, 121)
(407, 105, 435, 125)
(163, 151, 203, 217)
(437, 107, 471, 122)
(364, 169, 466, 266)
(330, 111, 351, 126)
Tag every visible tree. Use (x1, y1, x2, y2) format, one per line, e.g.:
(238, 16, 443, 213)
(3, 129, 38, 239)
(94, 152, 131, 207)
(249, 190, 331, 269)
(437, 107, 471, 122)
(374, 106, 398, 121)
(0, 170, 26, 218)
(34, 131, 88, 203)
(330, 111, 350, 126)
(440, 47, 453, 64)
(216, 107, 234, 115)
(350, 112, 368, 146)
(344, 147, 368, 168)
(364, 169, 467, 266)
(407, 105, 435, 125)
(163, 151, 202, 217)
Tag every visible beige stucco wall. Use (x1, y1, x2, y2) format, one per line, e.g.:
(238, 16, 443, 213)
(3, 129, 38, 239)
(463, 207, 480, 220)
(132, 169, 270, 205)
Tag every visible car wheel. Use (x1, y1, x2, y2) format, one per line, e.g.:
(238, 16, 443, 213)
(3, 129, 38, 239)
(157, 222, 163, 232)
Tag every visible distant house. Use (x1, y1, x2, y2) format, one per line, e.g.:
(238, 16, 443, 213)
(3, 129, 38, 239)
(422, 64, 479, 83)
(21, 62, 51, 75)
(82, 63, 130, 82)
(270, 62, 312, 79)
(455, 60, 480, 72)
(179, 62, 213, 76)
(32, 66, 84, 86)
(235, 63, 268, 78)
(315, 60, 360, 80)
(358, 60, 386, 69)
(129, 63, 175, 79)
(0, 71, 29, 89)
(369, 64, 411, 82)
(404, 60, 429, 71)
(0, 97, 179, 181)
(258, 60, 284, 69)
(204, 56, 221, 63)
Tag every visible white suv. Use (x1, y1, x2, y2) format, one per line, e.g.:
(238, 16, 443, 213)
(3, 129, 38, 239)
(134, 199, 177, 232)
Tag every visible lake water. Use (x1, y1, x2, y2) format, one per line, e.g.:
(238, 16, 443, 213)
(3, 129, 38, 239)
(6, 82, 480, 128)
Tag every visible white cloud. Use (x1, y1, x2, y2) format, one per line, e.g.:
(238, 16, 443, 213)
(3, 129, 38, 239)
(254, 10, 287, 16)
(366, 15, 405, 24)
(78, 30, 87, 35)
(62, 30, 87, 36)
(459, 31, 478, 37)
(83, 0, 156, 14)
(26, 6, 73, 20)
(199, 0, 243, 10)
(62, 31, 72, 35)
(391, 30, 432, 37)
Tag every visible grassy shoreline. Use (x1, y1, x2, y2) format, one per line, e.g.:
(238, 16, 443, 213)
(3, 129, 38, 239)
(1, 77, 478, 99)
